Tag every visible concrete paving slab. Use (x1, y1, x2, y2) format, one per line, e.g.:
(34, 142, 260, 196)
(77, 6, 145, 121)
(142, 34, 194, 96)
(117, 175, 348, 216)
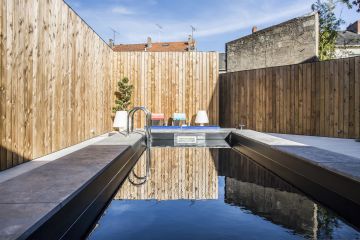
(0, 145, 128, 204)
(232, 130, 360, 181)
(323, 162, 360, 180)
(233, 130, 307, 146)
(269, 133, 360, 160)
(0, 203, 59, 240)
(0, 133, 109, 184)
(230, 130, 360, 226)
(276, 146, 360, 181)
(94, 131, 144, 145)
(276, 145, 360, 164)
(0, 132, 145, 240)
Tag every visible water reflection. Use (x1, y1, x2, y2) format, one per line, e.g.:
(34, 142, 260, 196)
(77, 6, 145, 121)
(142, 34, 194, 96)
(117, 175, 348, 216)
(219, 149, 317, 238)
(116, 148, 219, 200)
(111, 148, 359, 239)
(218, 150, 359, 239)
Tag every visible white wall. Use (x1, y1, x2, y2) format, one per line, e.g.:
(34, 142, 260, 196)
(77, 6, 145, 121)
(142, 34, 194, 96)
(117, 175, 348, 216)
(335, 46, 360, 58)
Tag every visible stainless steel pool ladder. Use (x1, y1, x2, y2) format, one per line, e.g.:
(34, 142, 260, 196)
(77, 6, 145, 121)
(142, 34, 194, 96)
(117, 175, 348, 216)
(128, 147, 151, 186)
(127, 106, 152, 145)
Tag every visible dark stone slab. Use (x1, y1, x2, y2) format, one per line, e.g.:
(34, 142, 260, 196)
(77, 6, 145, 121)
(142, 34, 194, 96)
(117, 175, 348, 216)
(0, 145, 128, 204)
(275, 146, 360, 181)
(322, 162, 360, 181)
(0, 142, 145, 240)
(232, 130, 360, 182)
(94, 132, 145, 145)
(229, 131, 360, 227)
(0, 203, 58, 240)
(269, 133, 360, 159)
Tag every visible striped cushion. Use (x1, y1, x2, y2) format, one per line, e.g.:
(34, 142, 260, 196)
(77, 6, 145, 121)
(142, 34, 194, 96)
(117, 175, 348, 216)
(151, 113, 165, 120)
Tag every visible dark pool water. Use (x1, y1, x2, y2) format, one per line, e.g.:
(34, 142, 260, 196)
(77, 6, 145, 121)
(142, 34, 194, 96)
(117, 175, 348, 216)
(88, 148, 360, 240)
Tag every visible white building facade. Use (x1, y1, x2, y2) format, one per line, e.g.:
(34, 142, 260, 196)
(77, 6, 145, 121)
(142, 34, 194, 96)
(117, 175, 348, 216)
(335, 20, 360, 58)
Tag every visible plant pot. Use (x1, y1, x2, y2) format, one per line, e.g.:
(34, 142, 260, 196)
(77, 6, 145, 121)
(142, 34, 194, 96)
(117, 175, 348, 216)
(113, 111, 128, 131)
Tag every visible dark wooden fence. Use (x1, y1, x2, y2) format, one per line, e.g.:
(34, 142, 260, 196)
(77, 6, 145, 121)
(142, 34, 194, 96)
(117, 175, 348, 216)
(220, 57, 360, 139)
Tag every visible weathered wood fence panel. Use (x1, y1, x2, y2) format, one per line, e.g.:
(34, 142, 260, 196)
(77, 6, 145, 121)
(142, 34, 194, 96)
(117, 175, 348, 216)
(113, 52, 219, 128)
(0, 0, 113, 170)
(220, 56, 360, 139)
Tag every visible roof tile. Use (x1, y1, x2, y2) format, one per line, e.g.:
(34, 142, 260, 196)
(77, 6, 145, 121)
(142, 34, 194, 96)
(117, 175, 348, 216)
(113, 41, 194, 52)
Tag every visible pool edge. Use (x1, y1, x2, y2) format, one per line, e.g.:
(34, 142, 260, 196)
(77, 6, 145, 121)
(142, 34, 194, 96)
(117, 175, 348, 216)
(20, 137, 146, 240)
(229, 131, 360, 228)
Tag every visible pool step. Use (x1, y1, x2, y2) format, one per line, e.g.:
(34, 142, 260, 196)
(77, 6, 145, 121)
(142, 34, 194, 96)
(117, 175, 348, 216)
(150, 128, 232, 140)
(151, 139, 231, 148)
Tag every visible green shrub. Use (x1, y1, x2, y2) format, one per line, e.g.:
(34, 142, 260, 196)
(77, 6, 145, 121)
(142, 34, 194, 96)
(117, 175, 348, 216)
(113, 77, 134, 112)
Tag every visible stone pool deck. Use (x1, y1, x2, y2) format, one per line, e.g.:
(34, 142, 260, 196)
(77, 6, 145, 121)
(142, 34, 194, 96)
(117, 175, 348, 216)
(0, 132, 145, 240)
(233, 130, 360, 182)
(269, 133, 360, 160)
(230, 130, 360, 227)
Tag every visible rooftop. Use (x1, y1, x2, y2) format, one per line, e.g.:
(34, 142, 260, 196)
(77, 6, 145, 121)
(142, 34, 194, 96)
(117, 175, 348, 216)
(336, 20, 360, 46)
(113, 36, 196, 52)
(336, 30, 360, 46)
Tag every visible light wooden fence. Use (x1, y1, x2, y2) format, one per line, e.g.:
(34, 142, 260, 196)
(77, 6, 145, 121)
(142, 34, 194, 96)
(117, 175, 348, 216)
(220, 57, 360, 139)
(0, 0, 113, 170)
(0, 1, 219, 171)
(113, 52, 219, 127)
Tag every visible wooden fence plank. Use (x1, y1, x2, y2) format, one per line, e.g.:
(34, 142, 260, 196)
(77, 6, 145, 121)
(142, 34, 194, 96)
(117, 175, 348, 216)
(6, 0, 14, 168)
(114, 51, 219, 128)
(355, 57, 360, 138)
(348, 57, 355, 138)
(333, 59, 339, 137)
(298, 64, 303, 135)
(338, 58, 344, 137)
(343, 58, 350, 137)
(324, 60, 331, 136)
(0, 0, 114, 170)
(310, 63, 316, 135)
(220, 57, 360, 139)
(0, 0, 5, 170)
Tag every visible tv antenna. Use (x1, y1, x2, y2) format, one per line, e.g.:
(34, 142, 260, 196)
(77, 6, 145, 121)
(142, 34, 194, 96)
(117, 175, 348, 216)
(190, 25, 196, 39)
(155, 24, 163, 42)
(110, 28, 120, 44)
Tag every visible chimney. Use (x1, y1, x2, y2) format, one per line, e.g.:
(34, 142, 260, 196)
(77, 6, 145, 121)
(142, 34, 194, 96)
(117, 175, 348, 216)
(347, 20, 360, 34)
(109, 39, 114, 48)
(252, 26, 257, 34)
(187, 35, 195, 51)
(146, 37, 152, 48)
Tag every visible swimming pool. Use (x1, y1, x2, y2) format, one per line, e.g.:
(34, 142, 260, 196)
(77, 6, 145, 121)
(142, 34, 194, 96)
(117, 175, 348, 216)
(87, 148, 359, 239)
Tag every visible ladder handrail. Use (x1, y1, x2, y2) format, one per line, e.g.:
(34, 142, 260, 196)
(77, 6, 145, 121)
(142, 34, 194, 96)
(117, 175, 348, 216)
(127, 106, 152, 145)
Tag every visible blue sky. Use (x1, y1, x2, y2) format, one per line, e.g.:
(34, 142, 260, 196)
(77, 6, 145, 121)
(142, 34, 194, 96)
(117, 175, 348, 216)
(65, 0, 359, 52)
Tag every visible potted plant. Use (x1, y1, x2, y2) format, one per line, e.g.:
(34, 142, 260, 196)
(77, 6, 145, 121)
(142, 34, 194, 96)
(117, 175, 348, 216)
(113, 77, 134, 131)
